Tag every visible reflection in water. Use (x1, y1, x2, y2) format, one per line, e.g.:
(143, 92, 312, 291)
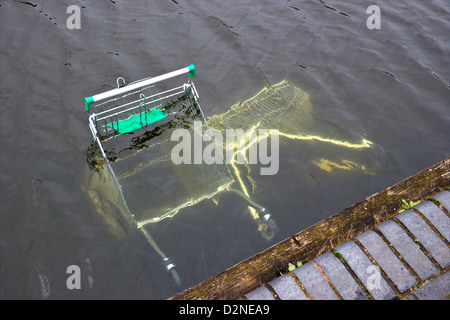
(207, 80, 385, 222)
(83, 80, 385, 249)
(312, 158, 373, 174)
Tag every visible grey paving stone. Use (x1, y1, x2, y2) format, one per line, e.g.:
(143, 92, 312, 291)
(355, 230, 417, 292)
(267, 274, 308, 300)
(376, 220, 438, 280)
(431, 190, 450, 212)
(397, 210, 450, 268)
(335, 240, 396, 300)
(245, 285, 275, 300)
(291, 262, 338, 300)
(402, 294, 418, 300)
(314, 252, 368, 300)
(415, 271, 450, 300)
(415, 200, 450, 242)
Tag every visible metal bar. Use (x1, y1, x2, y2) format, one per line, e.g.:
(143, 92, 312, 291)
(95, 88, 185, 119)
(94, 88, 169, 116)
(88, 114, 109, 161)
(95, 92, 183, 123)
(143, 99, 148, 126)
(90, 66, 193, 104)
(139, 101, 143, 127)
(95, 85, 182, 110)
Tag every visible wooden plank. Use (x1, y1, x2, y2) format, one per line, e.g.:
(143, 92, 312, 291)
(292, 157, 450, 264)
(169, 157, 450, 300)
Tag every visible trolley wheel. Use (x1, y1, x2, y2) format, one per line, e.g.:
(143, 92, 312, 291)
(162, 258, 182, 290)
(258, 211, 279, 241)
(168, 266, 182, 290)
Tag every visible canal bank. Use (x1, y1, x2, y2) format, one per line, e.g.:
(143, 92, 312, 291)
(170, 157, 450, 300)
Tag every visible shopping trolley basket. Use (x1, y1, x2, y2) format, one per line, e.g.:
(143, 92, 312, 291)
(84, 65, 277, 288)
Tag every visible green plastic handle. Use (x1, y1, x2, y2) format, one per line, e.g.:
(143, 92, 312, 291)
(188, 64, 195, 77)
(85, 96, 94, 111)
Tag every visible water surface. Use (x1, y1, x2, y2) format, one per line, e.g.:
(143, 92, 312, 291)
(1, 0, 449, 299)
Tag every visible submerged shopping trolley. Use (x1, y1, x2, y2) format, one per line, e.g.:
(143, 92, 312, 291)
(84, 65, 277, 288)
